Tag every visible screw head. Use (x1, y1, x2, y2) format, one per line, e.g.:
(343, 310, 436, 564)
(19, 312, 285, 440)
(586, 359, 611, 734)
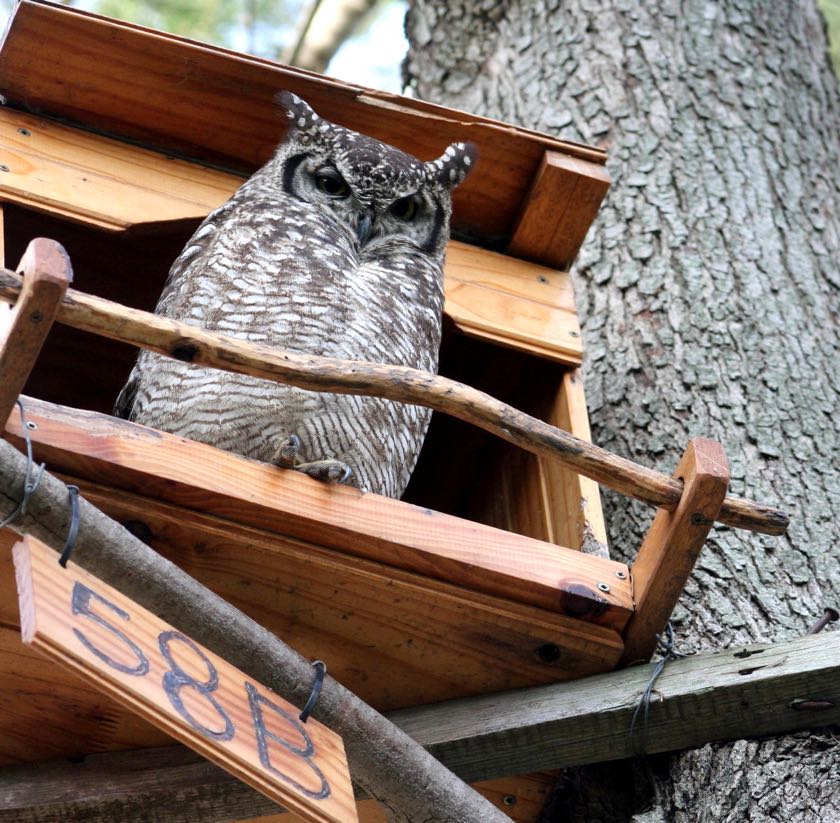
(502, 795, 517, 806)
(17, 128, 31, 136)
(0, 165, 10, 173)
(615, 570, 627, 580)
(537, 275, 549, 284)
(597, 582, 611, 593)
(25, 420, 38, 430)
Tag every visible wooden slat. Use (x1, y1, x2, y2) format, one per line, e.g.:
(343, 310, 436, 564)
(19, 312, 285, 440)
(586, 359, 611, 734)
(0, 239, 71, 424)
(0, 740, 554, 823)
(80, 480, 626, 699)
(3, 630, 835, 819)
(507, 152, 611, 270)
(622, 439, 730, 664)
(0, 109, 241, 232)
(0, 494, 624, 765)
(0, 0, 606, 261)
(444, 242, 581, 365)
(14, 536, 357, 823)
(3, 397, 634, 629)
(391, 631, 840, 782)
(542, 370, 608, 553)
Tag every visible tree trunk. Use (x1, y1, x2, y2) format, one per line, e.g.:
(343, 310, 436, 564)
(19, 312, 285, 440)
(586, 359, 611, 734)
(405, 1, 840, 820)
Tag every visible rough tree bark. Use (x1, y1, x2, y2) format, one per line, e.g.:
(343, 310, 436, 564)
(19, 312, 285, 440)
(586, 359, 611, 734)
(405, 1, 840, 821)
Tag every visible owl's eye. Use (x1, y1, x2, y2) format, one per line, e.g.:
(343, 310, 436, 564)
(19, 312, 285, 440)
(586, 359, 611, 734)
(389, 196, 418, 222)
(315, 170, 350, 198)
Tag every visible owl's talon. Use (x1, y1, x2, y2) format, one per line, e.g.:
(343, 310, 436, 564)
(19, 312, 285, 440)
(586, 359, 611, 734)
(296, 459, 353, 485)
(273, 434, 302, 467)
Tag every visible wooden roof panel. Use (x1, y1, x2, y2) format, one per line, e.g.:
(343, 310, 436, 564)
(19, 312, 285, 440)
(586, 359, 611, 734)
(0, 0, 607, 247)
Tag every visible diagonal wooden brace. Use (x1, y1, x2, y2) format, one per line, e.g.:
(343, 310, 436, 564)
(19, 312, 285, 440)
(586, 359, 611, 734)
(0, 238, 72, 426)
(621, 439, 730, 665)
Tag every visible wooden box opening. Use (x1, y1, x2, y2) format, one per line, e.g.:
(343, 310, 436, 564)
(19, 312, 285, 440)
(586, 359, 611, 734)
(3, 202, 600, 552)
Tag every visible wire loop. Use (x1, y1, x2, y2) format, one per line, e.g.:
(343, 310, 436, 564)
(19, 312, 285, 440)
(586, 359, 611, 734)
(0, 400, 45, 530)
(299, 660, 326, 723)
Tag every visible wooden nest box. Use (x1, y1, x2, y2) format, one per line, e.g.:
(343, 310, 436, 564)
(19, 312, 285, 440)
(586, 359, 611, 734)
(0, 1, 787, 818)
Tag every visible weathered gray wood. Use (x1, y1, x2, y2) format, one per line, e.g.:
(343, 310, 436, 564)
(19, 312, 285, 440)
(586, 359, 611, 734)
(2, 632, 836, 820)
(0, 746, 280, 823)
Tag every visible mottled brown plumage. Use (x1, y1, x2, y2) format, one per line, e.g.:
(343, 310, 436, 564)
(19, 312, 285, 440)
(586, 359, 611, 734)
(116, 92, 474, 497)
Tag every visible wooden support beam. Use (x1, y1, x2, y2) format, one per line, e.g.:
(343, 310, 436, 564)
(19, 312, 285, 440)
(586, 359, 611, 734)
(0, 239, 71, 425)
(507, 152, 611, 271)
(0, 268, 789, 535)
(2, 631, 836, 820)
(622, 439, 730, 664)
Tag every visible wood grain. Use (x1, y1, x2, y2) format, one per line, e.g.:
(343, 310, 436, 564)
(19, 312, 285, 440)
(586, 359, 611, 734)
(0, 109, 241, 233)
(0, 741, 554, 823)
(0, 1, 607, 264)
(3, 630, 835, 820)
(4, 396, 634, 628)
(444, 242, 582, 365)
(621, 439, 730, 664)
(508, 152, 612, 270)
(390, 630, 840, 781)
(0, 265, 789, 535)
(0, 239, 71, 424)
(13, 536, 357, 823)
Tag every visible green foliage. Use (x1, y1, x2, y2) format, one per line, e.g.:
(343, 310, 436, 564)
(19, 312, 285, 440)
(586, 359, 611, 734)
(89, 0, 304, 56)
(820, 0, 840, 78)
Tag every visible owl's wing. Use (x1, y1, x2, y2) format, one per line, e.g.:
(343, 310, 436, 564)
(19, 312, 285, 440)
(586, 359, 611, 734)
(113, 368, 138, 419)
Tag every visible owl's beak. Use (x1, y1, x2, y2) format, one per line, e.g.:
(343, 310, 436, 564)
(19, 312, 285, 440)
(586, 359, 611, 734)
(356, 208, 375, 246)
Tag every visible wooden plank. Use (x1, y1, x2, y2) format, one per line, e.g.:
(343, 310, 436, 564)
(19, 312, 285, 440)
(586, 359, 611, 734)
(622, 439, 730, 664)
(78, 480, 625, 704)
(0, 108, 241, 232)
(390, 631, 840, 782)
(13, 536, 358, 823)
(0, 239, 71, 424)
(3, 631, 835, 819)
(0, 0, 606, 260)
(0, 741, 554, 823)
(507, 152, 611, 271)
(444, 242, 582, 366)
(542, 370, 608, 554)
(3, 397, 634, 630)
(0, 487, 624, 765)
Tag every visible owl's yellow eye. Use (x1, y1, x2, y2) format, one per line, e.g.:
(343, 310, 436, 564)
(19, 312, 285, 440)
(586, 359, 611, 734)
(390, 196, 418, 221)
(315, 170, 350, 198)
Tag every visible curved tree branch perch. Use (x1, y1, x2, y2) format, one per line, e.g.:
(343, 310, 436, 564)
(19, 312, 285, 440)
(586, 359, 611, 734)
(0, 266, 788, 535)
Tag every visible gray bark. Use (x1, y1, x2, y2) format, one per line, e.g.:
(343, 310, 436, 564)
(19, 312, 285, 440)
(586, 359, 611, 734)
(406, 1, 840, 821)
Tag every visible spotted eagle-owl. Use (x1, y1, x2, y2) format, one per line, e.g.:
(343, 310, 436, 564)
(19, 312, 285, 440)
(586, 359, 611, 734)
(116, 92, 475, 498)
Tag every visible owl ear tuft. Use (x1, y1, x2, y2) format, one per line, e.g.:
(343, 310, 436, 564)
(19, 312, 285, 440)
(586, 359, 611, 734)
(275, 91, 321, 134)
(427, 142, 477, 188)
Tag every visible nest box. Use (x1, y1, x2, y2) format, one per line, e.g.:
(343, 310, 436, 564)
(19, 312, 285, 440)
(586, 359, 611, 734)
(0, 1, 653, 816)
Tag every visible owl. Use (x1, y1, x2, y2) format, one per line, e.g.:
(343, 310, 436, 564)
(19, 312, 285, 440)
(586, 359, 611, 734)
(116, 91, 475, 499)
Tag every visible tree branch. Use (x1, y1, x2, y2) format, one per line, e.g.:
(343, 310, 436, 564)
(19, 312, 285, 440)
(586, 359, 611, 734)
(0, 268, 789, 535)
(0, 438, 510, 823)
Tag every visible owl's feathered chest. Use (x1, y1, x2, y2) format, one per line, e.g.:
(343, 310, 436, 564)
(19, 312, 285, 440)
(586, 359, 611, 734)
(156, 189, 444, 368)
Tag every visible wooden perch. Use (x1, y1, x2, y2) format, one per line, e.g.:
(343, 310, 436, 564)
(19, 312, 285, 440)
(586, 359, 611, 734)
(0, 439, 511, 823)
(0, 265, 788, 536)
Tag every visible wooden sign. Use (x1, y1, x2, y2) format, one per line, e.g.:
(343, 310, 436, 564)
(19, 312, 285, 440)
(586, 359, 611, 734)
(13, 536, 358, 823)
